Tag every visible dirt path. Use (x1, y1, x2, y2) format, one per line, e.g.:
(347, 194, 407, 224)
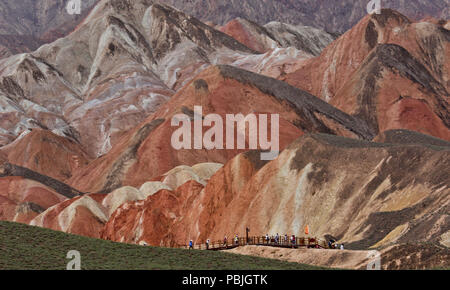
(227, 246, 374, 269)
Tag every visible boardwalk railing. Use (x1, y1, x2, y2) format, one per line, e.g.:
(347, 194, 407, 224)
(179, 236, 328, 251)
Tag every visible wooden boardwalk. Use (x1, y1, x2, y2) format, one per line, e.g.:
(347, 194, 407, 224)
(180, 236, 328, 251)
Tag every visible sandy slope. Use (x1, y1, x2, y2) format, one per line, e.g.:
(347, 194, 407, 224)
(228, 245, 373, 270)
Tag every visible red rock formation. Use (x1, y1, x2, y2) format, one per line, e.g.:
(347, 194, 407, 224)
(68, 64, 376, 193)
(0, 159, 86, 223)
(205, 133, 449, 249)
(0, 194, 16, 221)
(102, 152, 264, 246)
(219, 18, 279, 53)
(0, 176, 66, 222)
(102, 180, 205, 246)
(8, 130, 446, 269)
(0, 2, 447, 271)
(101, 132, 449, 268)
(30, 194, 107, 238)
(331, 44, 449, 140)
(0, 129, 90, 182)
(0, 1, 337, 158)
(282, 9, 449, 140)
(29, 163, 223, 239)
(219, 18, 334, 56)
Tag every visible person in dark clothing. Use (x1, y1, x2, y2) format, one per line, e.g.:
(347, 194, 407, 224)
(329, 239, 336, 249)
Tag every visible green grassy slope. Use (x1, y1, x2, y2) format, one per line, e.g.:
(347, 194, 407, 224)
(0, 221, 326, 270)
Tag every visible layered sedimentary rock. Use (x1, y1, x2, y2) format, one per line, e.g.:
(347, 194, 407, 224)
(0, 129, 89, 181)
(0, 1, 181, 157)
(0, 136, 86, 222)
(1, 0, 253, 157)
(0, 0, 99, 58)
(29, 194, 108, 238)
(0, 0, 331, 159)
(0, 176, 66, 223)
(29, 163, 222, 239)
(164, 0, 450, 33)
(0, 1, 447, 271)
(219, 18, 334, 55)
(206, 133, 449, 251)
(102, 132, 449, 261)
(68, 64, 373, 193)
(282, 9, 450, 140)
(0, 158, 85, 223)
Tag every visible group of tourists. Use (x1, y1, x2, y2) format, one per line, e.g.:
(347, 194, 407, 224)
(222, 234, 240, 246)
(187, 230, 344, 250)
(189, 239, 213, 250)
(328, 239, 344, 250)
(189, 233, 306, 249)
(264, 233, 298, 246)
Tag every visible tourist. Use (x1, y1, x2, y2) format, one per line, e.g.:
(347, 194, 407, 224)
(189, 240, 193, 250)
